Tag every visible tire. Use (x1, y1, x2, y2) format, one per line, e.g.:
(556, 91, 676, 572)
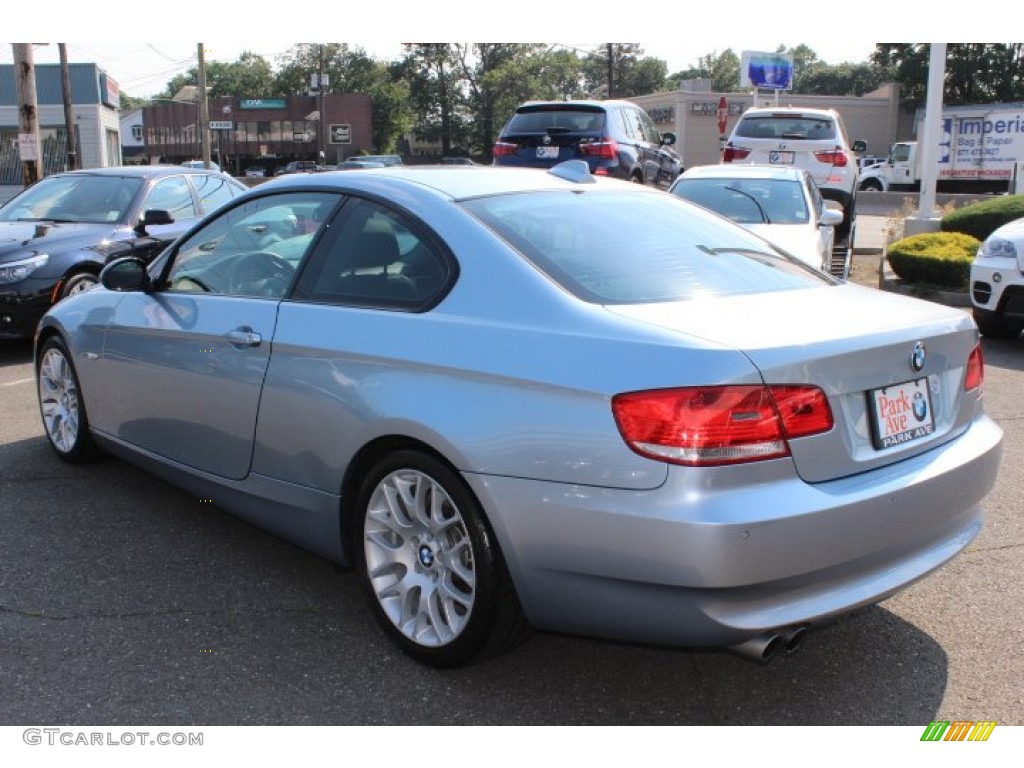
(973, 308, 1024, 339)
(356, 449, 529, 667)
(60, 272, 99, 300)
(36, 336, 99, 463)
(860, 178, 883, 192)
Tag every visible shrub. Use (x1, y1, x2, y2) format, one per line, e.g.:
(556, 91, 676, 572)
(940, 195, 1024, 240)
(887, 232, 980, 289)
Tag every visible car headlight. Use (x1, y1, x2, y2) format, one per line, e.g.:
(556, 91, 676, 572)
(0, 254, 49, 284)
(980, 237, 1017, 260)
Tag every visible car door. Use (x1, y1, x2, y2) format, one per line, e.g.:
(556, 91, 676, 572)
(96, 190, 341, 480)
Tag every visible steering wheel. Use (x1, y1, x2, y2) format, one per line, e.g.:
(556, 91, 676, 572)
(226, 252, 295, 296)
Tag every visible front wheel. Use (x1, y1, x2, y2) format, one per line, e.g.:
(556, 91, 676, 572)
(60, 272, 98, 300)
(859, 178, 883, 192)
(357, 449, 529, 667)
(37, 336, 99, 463)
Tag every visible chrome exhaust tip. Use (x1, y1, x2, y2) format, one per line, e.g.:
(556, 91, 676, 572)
(728, 632, 782, 662)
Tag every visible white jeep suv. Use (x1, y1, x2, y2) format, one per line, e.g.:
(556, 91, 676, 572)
(970, 216, 1024, 339)
(722, 106, 866, 243)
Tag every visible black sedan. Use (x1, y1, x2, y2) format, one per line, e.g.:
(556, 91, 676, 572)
(0, 165, 246, 339)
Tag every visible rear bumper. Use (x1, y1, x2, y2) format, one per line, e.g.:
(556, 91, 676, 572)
(465, 414, 1002, 647)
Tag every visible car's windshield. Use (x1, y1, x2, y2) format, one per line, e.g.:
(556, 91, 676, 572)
(461, 190, 831, 304)
(671, 178, 810, 224)
(0, 175, 144, 224)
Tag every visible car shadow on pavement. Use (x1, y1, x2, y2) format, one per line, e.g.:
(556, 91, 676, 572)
(0, 438, 949, 727)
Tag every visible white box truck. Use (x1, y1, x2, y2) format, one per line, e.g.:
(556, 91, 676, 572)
(859, 103, 1024, 194)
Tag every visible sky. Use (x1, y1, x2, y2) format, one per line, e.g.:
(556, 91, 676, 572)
(4, 5, 1016, 99)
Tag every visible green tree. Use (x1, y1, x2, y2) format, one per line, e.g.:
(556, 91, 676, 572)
(399, 44, 470, 155)
(668, 49, 742, 92)
(582, 44, 669, 98)
(871, 44, 1024, 107)
(156, 52, 276, 100)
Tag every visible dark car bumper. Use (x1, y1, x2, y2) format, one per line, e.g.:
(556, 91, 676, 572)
(0, 277, 59, 339)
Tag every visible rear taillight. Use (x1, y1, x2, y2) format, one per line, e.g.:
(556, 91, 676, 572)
(813, 147, 848, 167)
(722, 145, 751, 162)
(579, 137, 618, 160)
(492, 140, 518, 157)
(965, 343, 984, 392)
(612, 385, 833, 467)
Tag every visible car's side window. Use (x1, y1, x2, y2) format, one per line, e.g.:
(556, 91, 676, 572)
(293, 198, 452, 311)
(143, 176, 197, 220)
(191, 174, 240, 215)
(161, 192, 340, 298)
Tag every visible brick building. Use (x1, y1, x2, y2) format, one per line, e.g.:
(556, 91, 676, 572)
(142, 93, 373, 175)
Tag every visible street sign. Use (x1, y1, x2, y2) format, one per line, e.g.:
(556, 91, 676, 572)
(330, 124, 352, 144)
(209, 121, 233, 130)
(716, 97, 728, 135)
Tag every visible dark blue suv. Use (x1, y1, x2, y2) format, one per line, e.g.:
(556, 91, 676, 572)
(492, 100, 681, 188)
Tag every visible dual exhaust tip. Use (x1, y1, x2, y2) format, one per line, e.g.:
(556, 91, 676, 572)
(729, 625, 807, 662)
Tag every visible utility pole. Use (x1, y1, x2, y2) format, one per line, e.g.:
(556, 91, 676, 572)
(59, 43, 77, 170)
(319, 45, 327, 165)
(197, 43, 212, 168)
(607, 43, 614, 99)
(11, 43, 43, 185)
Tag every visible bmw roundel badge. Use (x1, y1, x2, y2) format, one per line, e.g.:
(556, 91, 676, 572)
(911, 342, 926, 373)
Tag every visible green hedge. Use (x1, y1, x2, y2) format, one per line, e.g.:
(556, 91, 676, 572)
(940, 195, 1024, 240)
(887, 232, 980, 289)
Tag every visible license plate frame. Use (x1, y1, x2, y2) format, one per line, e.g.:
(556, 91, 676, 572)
(536, 146, 560, 159)
(867, 377, 935, 450)
(769, 150, 795, 164)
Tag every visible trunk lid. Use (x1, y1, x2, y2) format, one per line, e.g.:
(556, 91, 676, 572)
(606, 284, 982, 483)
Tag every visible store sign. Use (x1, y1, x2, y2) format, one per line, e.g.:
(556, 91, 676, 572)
(100, 74, 121, 109)
(330, 124, 352, 144)
(241, 99, 287, 110)
(691, 101, 746, 116)
(646, 106, 675, 124)
(740, 51, 794, 90)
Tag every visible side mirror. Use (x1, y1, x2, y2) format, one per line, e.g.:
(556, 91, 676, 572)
(101, 257, 150, 292)
(661, 132, 677, 147)
(820, 206, 845, 227)
(852, 140, 867, 153)
(134, 208, 174, 236)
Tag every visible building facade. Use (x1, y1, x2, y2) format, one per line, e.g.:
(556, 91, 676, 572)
(0, 62, 122, 183)
(142, 93, 373, 175)
(630, 82, 907, 171)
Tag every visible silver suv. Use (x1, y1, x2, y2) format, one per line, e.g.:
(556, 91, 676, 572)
(722, 107, 866, 242)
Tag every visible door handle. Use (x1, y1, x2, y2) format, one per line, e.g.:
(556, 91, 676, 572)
(224, 327, 262, 347)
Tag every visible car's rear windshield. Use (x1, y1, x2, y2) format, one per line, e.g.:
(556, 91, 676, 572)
(504, 108, 606, 135)
(734, 115, 836, 141)
(671, 178, 810, 224)
(460, 190, 831, 304)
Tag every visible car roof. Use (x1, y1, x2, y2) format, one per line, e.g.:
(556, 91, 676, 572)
(51, 165, 227, 179)
(256, 164, 659, 202)
(679, 164, 806, 181)
(739, 106, 839, 119)
(516, 99, 635, 111)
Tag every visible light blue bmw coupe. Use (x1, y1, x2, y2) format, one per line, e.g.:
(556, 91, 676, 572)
(35, 161, 1003, 667)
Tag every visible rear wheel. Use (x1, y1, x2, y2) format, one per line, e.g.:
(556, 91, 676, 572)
(973, 308, 1024, 339)
(356, 449, 529, 667)
(37, 336, 99, 463)
(859, 178, 883, 192)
